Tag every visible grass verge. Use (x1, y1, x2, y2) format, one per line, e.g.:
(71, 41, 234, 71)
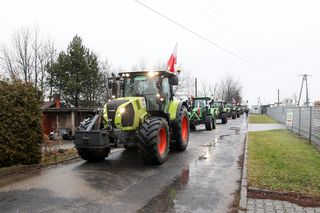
(249, 114, 278, 123)
(248, 129, 320, 196)
(41, 148, 78, 165)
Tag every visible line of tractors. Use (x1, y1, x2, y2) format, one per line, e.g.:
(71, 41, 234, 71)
(74, 70, 246, 165)
(187, 97, 245, 131)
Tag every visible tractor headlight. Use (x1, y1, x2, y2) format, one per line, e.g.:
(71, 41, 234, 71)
(119, 107, 125, 114)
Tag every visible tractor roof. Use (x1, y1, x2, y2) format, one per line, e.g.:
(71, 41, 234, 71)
(193, 97, 211, 100)
(118, 71, 176, 78)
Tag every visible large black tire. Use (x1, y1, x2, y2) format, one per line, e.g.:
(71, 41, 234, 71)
(232, 112, 236, 119)
(205, 115, 213, 131)
(237, 112, 240, 118)
(212, 117, 216, 129)
(138, 117, 170, 165)
(171, 106, 189, 151)
(76, 147, 110, 162)
(221, 113, 228, 124)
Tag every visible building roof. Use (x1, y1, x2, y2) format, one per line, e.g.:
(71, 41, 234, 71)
(41, 101, 55, 110)
(42, 107, 96, 113)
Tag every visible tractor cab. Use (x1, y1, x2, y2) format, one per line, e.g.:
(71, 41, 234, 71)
(118, 71, 178, 112)
(212, 100, 225, 112)
(212, 100, 229, 124)
(191, 97, 211, 109)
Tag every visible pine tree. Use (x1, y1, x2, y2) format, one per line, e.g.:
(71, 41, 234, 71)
(48, 35, 103, 107)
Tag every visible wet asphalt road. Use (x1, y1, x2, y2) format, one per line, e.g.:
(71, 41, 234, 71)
(0, 117, 247, 213)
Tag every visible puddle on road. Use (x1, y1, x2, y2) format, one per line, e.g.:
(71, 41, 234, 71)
(219, 134, 231, 139)
(197, 137, 219, 161)
(137, 167, 190, 213)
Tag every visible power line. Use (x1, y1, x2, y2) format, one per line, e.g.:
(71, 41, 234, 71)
(203, 0, 263, 45)
(196, 0, 274, 61)
(182, 0, 269, 64)
(133, 0, 264, 70)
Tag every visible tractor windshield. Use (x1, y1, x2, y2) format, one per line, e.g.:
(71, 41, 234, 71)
(123, 75, 160, 110)
(212, 102, 221, 108)
(193, 99, 206, 108)
(123, 76, 158, 97)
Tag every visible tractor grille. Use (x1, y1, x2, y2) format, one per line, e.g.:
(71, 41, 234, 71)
(107, 99, 128, 127)
(121, 103, 134, 127)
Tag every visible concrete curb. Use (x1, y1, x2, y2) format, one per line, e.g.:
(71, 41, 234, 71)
(238, 124, 249, 213)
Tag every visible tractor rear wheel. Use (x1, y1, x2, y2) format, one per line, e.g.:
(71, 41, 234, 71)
(171, 106, 189, 151)
(221, 113, 228, 124)
(205, 115, 213, 131)
(76, 147, 110, 162)
(138, 117, 170, 165)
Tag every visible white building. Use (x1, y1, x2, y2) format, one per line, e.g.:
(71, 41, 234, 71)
(251, 105, 262, 114)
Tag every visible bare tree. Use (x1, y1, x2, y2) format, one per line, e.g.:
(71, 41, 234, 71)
(153, 60, 167, 70)
(1, 27, 58, 98)
(32, 27, 41, 88)
(173, 70, 194, 98)
(199, 79, 209, 97)
(0, 46, 17, 79)
(209, 83, 218, 99)
(131, 58, 148, 71)
(12, 28, 33, 82)
(216, 75, 242, 103)
(40, 39, 57, 96)
(97, 58, 113, 104)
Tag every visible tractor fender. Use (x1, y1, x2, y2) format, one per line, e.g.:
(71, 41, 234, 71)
(168, 100, 188, 121)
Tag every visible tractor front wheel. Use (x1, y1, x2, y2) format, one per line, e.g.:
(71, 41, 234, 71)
(205, 115, 213, 131)
(171, 106, 189, 151)
(212, 117, 216, 129)
(76, 147, 110, 162)
(138, 117, 170, 165)
(221, 113, 228, 124)
(232, 112, 236, 119)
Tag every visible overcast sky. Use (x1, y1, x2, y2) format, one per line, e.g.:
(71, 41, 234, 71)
(1, 0, 319, 105)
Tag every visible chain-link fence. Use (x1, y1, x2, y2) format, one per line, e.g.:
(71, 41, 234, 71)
(267, 106, 320, 147)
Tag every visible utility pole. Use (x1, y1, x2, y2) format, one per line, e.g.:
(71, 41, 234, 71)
(277, 89, 280, 106)
(195, 77, 198, 97)
(297, 74, 311, 106)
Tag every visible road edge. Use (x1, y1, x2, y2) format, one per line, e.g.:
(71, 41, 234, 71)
(238, 122, 248, 212)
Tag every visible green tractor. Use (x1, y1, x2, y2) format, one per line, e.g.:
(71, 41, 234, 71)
(225, 102, 237, 119)
(236, 104, 242, 118)
(188, 97, 216, 131)
(74, 71, 190, 165)
(211, 101, 228, 124)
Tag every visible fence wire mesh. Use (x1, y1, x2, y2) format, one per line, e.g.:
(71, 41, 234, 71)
(267, 106, 320, 147)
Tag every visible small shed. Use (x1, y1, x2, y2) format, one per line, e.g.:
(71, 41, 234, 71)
(251, 105, 262, 114)
(41, 95, 96, 136)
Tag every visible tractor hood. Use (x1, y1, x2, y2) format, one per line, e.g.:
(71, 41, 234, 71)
(103, 97, 147, 131)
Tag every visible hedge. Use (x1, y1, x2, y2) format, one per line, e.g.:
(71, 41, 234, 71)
(0, 81, 43, 167)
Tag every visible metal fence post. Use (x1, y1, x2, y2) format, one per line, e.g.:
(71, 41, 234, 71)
(291, 108, 294, 132)
(309, 107, 312, 142)
(298, 107, 301, 135)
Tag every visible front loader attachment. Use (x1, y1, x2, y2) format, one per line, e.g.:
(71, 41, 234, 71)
(74, 110, 110, 149)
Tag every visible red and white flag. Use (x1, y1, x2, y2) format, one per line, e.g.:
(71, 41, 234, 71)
(167, 43, 177, 73)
